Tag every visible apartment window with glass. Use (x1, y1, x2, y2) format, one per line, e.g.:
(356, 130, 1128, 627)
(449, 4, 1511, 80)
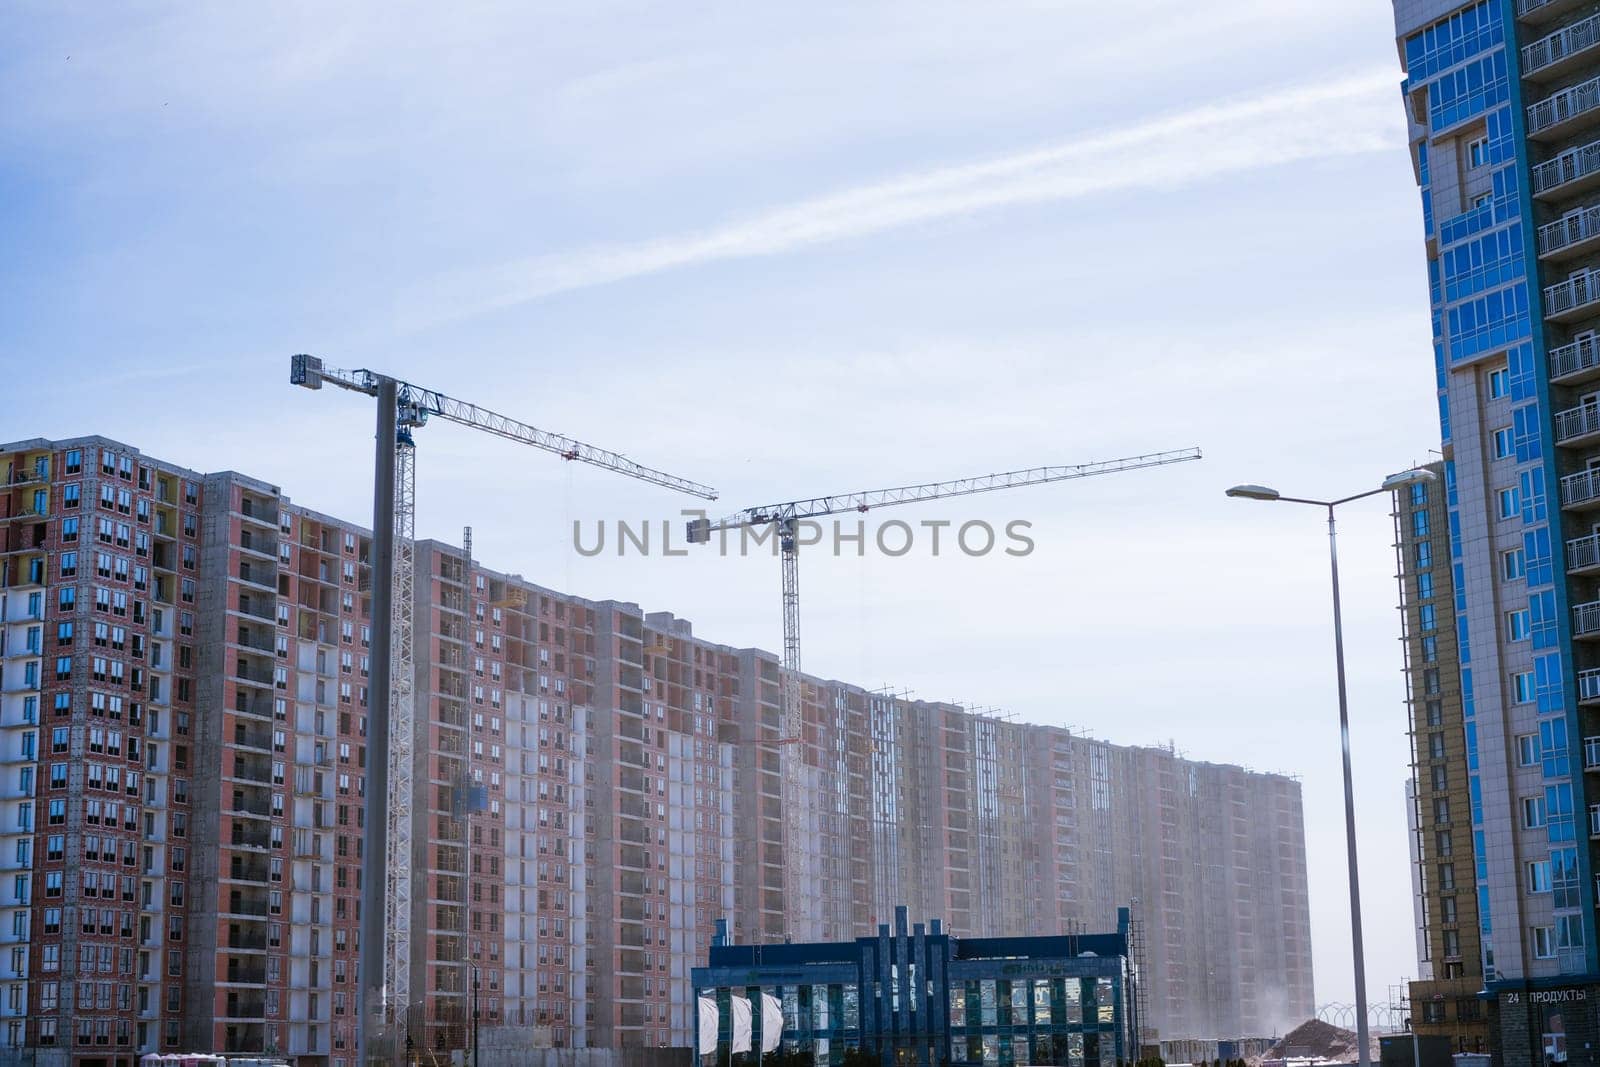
(1519, 734, 1540, 767)
(1438, 863, 1456, 890)
(1504, 548, 1526, 581)
(1513, 671, 1536, 705)
(1489, 365, 1511, 398)
(1534, 926, 1557, 959)
(1499, 487, 1521, 520)
(1507, 609, 1532, 642)
(1529, 860, 1553, 893)
(1442, 928, 1461, 959)
(1525, 795, 1548, 829)
(1493, 426, 1514, 459)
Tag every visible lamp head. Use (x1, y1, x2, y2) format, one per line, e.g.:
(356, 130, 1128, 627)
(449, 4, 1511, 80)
(1225, 484, 1281, 502)
(1381, 467, 1438, 492)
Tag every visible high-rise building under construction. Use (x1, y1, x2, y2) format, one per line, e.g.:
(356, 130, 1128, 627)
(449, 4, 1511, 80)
(0, 434, 1311, 1065)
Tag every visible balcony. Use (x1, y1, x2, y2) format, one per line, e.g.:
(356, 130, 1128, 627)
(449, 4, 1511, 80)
(1553, 335, 1600, 385)
(230, 827, 271, 851)
(229, 795, 272, 818)
(231, 754, 272, 785)
(1541, 205, 1600, 262)
(234, 663, 275, 688)
(1567, 468, 1600, 512)
(223, 1030, 268, 1054)
(232, 724, 273, 753)
(1587, 734, 1600, 768)
(1546, 269, 1600, 322)
(237, 533, 278, 560)
(1557, 402, 1600, 445)
(1531, 75, 1600, 140)
(223, 995, 267, 1019)
(235, 594, 275, 624)
(1521, 0, 1592, 24)
(1581, 669, 1600, 705)
(226, 928, 267, 951)
(223, 962, 267, 985)
(1525, 13, 1600, 80)
(1534, 139, 1600, 199)
(224, 891, 270, 918)
(1572, 532, 1600, 574)
(238, 497, 276, 528)
(1575, 599, 1600, 637)
(0, 636, 40, 661)
(235, 563, 276, 593)
(232, 627, 275, 656)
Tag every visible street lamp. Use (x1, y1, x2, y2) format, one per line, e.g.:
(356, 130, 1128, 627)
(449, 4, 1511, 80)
(1226, 466, 1437, 1067)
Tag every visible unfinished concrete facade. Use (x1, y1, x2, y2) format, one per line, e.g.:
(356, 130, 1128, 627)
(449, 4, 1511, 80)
(0, 435, 1312, 1062)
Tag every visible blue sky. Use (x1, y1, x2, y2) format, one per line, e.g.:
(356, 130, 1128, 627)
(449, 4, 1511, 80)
(3, 0, 1434, 1016)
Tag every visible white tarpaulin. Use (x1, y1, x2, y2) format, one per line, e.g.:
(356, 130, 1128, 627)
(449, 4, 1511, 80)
(697, 997, 719, 1056)
(761, 993, 784, 1053)
(730, 995, 753, 1053)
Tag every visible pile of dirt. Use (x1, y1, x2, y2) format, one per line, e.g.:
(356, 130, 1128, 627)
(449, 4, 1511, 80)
(1264, 1019, 1363, 1062)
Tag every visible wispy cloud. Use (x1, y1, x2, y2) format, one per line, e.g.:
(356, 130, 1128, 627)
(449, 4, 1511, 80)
(404, 69, 1402, 328)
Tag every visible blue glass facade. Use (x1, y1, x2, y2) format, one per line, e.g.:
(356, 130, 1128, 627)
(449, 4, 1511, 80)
(1397, 0, 1600, 1006)
(692, 907, 1135, 1067)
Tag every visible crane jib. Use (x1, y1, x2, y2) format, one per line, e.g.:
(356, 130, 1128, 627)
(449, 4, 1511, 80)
(290, 353, 718, 500)
(686, 447, 1202, 539)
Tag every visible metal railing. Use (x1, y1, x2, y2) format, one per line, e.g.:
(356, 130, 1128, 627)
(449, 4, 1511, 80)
(1546, 269, 1600, 316)
(1587, 734, 1600, 767)
(1541, 205, 1600, 256)
(1575, 599, 1600, 635)
(1571, 532, 1600, 571)
(1582, 668, 1600, 702)
(1557, 403, 1600, 441)
(1552, 335, 1600, 379)
(1530, 76, 1600, 135)
(1525, 13, 1600, 73)
(1522, 0, 1577, 18)
(1534, 139, 1600, 194)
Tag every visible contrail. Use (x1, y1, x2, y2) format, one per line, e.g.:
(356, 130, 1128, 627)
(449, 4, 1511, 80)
(406, 69, 1401, 326)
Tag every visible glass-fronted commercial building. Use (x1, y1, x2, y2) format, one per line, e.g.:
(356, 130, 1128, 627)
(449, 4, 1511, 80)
(691, 906, 1136, 1067)
(1391, 0, 1600, 1063)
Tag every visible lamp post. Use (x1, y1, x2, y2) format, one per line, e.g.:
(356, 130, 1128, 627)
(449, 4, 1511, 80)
(470, 960, 480, 1067)
(1226, 467, 1437, 1067)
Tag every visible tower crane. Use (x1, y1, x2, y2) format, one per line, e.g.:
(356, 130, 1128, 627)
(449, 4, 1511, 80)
(289, 355, 717, 1064)
(685, 447, 1201, 941)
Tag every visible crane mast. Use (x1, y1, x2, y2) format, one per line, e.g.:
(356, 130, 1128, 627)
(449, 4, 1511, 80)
(688, 447, 1201, 941)
(291, 355, 715, 1064)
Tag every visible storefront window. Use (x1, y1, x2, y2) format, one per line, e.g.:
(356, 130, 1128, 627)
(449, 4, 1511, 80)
(1034, 979, 1052, 1024)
